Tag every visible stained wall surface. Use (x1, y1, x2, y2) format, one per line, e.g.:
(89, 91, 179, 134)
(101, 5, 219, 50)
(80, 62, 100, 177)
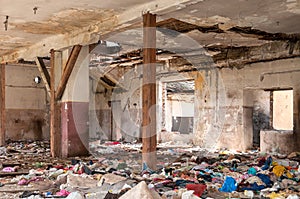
(89, 57, 300, 152)
(193, 57, 300, 152)
(5, 64, 49, 140)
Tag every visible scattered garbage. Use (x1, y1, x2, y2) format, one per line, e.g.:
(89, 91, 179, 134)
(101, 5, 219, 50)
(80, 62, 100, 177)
(0, 140, 299, 198)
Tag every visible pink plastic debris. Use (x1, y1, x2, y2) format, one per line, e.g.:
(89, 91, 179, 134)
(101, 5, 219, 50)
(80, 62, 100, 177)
(2, 167, 15, 172)
(56, 189, 70, 196)
(18, 179, 29, 185)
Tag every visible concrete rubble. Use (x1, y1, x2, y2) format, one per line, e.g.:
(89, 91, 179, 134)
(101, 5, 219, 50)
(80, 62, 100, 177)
(0, 140, 299, 198)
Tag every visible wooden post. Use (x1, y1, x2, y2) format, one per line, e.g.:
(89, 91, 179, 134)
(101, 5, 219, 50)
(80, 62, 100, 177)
(0, 64, 5, 146)
(55, 45, 82, 101)
(49, 45, 82, 157)
(50, 49, 61, 157)
(36, 57, 51, 97)
(142, 12, 157, 170)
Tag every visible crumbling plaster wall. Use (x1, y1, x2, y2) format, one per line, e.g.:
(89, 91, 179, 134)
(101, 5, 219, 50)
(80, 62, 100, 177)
(91, 64, 196, 142)
(91, 57, 300, 152)
(5, 64, 49, 141)
(90, 69, 142, 141)
(242, 89, 270, 148)
(194, 57, 300, 152)
(89, 79, 113, 140)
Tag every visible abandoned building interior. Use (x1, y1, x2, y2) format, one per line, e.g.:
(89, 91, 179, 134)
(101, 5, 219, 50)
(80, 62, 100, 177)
(0, 0, 300, 198)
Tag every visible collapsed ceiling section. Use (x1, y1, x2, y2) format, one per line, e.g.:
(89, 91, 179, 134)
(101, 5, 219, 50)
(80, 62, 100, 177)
(89, 16, 300, 71)
(166, 81, 195, 94)
(1, 0, 300, 64)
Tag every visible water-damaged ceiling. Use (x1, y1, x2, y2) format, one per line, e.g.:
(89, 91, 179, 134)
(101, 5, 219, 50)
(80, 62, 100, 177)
(0, 0, 300, 64)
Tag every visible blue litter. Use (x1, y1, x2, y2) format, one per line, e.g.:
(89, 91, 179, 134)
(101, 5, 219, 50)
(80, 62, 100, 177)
(219, 176, 237, 192)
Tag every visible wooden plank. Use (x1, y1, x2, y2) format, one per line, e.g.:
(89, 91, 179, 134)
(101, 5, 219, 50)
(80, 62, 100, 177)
(0, 64, 5, 146)
(36, 57, 51, 96)
(0, 170, 29, 177)
(55, 45, 82, 100)
(50, 49, 61, 157)
(0, 185, 39, 193)
(142, 12, 157, 170)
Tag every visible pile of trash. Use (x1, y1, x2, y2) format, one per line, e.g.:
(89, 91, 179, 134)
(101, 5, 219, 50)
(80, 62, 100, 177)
(0, 140, 299, 198)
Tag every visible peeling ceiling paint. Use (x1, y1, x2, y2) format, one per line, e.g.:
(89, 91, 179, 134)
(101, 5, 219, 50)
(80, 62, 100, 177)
(12, 9, 116, 34)
(0, 0, 300, 63)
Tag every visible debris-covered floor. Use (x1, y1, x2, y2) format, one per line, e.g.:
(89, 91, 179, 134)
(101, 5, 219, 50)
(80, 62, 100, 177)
(0, 141, 300, 199)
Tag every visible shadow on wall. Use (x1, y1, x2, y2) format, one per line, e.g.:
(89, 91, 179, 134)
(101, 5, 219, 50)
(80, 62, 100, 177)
(252, 110, 270, 147)
(5, 111, 47, 141)
(32, 119, 43, 140)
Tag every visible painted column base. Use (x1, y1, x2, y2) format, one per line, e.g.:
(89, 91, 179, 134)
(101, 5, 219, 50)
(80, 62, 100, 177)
(61, 101, 89, 157)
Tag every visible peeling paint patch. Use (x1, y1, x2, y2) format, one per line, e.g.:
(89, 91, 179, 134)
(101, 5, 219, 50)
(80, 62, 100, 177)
(244, 16, 271, 26)
(0, 35, 32, 57)
(13, 8, 116, 34)
(286, 0, 300, 14)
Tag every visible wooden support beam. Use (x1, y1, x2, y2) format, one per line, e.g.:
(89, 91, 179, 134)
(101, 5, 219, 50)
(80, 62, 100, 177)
(50, 50, 61, 157)
(0, 64, 5, 146)
(55, 45, 82, 100)
(36, 57, 51, 96)
(142, 12, 157, 170)
(89, 43, 98, 53)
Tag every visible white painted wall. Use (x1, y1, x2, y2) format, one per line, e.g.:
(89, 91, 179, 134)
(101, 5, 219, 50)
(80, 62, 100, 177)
(168, 95, 194, 117)
(273, 90, 293, 130)
(5, 65, 47, 109)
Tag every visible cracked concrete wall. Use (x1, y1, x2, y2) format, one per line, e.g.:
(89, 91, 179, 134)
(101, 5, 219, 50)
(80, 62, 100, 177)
(90, 57, 300, 152)
(89, 81, 113, 140)
(243, 89, 270, 148)
(91, 64, 196, 143)
(194, 57, 300, 152)
(5, 64, 49, 141)
(90, 72, 142, 141)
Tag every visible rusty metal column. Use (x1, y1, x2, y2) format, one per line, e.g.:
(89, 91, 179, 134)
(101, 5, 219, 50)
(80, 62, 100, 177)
(142, 12, 157, 170)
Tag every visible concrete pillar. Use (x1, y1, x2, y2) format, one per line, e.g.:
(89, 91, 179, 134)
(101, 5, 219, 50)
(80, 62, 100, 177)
(242, 89, 254, 151)
(61, 46, 89, 157)
(193, 72, 205, 146)
(111, 100, 122, 141)
(193, 70, 224, 150)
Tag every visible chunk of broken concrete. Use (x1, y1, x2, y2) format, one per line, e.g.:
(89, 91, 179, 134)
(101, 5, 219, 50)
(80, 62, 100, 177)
(67, 174, 98, 189)
(98, 173, 126, 186)
(119, 181, 161, 199)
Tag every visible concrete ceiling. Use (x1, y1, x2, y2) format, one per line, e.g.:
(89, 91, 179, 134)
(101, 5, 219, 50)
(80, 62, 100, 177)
(1, 0, 300, 63)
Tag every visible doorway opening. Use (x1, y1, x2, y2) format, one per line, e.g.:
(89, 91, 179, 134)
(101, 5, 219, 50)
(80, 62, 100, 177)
(164, 80, 195, 134)
(243, 88, 294, 149)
